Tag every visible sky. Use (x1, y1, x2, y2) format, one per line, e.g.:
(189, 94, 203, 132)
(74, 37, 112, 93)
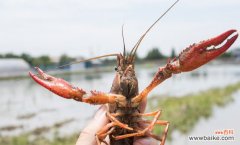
(0, 0, 239, 58)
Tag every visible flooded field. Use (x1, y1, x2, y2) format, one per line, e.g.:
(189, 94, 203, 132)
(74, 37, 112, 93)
(0, 64, 239, 145)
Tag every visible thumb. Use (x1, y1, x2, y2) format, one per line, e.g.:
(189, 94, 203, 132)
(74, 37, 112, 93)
(76, 105, 108, 145)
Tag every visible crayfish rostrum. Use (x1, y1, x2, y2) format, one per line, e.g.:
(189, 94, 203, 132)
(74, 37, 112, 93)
(29, 1, 238, 145)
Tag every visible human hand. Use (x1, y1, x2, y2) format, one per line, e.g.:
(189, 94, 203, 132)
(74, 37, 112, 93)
(76, 98, 158, 145)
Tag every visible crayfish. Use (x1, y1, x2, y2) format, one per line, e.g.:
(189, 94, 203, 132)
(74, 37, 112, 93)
(29, 1, 238, 145)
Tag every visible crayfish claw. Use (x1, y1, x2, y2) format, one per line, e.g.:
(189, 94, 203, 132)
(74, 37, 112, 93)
(34, 67, 53, 81)
(171, 29, 238, 73)
(29, 67, 86, 100)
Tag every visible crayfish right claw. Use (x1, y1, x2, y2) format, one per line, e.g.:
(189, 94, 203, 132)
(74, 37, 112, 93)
(170, 29, 238, 73)
(29, 67, 86, 100)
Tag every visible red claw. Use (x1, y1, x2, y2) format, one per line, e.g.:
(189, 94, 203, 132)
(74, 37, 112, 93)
(172, 29, 238, 72)
(29, 67, 86, 101)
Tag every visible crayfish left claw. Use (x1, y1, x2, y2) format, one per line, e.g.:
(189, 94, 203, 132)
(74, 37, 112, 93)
(29, 67, 121, 105)
(170, 29, 238, 73)
(29, 67, 86, 101)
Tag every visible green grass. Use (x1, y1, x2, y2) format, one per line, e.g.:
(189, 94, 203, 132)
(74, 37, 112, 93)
(148, 82, 240, 138)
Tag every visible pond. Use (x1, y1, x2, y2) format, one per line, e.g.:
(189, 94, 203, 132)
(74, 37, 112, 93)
(0, 64, 239, 145)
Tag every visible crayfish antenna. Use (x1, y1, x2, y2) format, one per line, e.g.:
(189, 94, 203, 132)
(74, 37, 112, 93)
(128, 0, 180, 62)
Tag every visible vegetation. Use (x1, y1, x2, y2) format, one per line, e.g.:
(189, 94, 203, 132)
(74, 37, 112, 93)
(219, 51, 233, 58)
(0, 47, 238, 70)
(149, 82, 240, 138)
(0, 53, 54, 70)
(0, 119, 76, 145)
(58, 54, 76, 68)
(32, 55, 54, 70)
(0, 53, 73, 70)
(145, 47, 166, 60)
(170, 48, 176, 58)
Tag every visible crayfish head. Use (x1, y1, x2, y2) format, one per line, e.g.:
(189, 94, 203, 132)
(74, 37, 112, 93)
(115, 53, 136, 75)
(175, 29, 238, 72)
(111, 54, 139, 100)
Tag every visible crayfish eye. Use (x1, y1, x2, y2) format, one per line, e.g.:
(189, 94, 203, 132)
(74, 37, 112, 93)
(114, 67, 118, 71)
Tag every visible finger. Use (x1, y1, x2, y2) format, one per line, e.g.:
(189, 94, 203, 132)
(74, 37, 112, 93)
(134, 136, 159, 145)
(76, 105, 109, 145)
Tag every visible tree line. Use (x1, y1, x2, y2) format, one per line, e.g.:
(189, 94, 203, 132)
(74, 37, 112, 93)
(0, 53, 75, 70)
(0, 47, 234, 69)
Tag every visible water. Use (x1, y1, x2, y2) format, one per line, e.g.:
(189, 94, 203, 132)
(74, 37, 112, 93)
(0, 64, 239, 144)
